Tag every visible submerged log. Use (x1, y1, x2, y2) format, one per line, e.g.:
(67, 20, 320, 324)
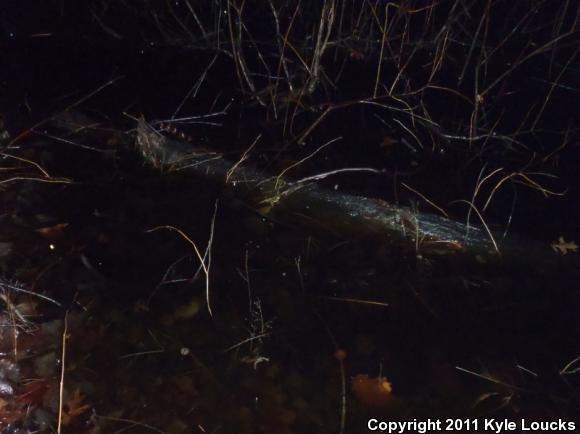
(135, 118, 580, 274)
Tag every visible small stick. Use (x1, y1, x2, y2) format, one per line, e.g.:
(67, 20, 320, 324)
(0, 281, 61, 306)
(5, 77, 122, 149)
(454, 200, 500, 255)
(57, 311, 69, 434)
(274, 136, 341, 189)
(147, 201, 218, 316)
(401, 183, 448, 217)
(226, 135, 260, 183)
(96, 415, 164, 434)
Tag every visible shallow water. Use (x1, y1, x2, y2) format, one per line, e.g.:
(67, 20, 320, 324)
(1, 125, 578, 433)
(1, 3, 580, 431)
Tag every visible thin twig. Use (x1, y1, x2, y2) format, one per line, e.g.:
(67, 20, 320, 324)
(453, 200, 500, 254)
(57, 311, 69, 434)
(147, 202, 218, 317)
(402, 182, 448, 217)
(97, 415, 164, 434)
(274, 136, 341, 189)
(0, 281, 61, 306)
(226, 135, 260, 183)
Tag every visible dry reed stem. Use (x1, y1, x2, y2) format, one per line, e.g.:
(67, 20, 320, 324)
(57, 311, 68, 434)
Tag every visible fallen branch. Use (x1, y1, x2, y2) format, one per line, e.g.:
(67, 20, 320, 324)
(133, 117, 580, 275)
(136, 119, 502, 260)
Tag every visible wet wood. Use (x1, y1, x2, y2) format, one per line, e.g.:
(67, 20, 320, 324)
(136, 119, 555, 268)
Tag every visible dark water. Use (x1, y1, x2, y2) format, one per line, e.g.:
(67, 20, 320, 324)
(1, 3, 579, 433)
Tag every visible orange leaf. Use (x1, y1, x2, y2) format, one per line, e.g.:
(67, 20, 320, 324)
(351, 374, 393, 407)
(62, 388, 90, 426)
(35, 223, 69, 240)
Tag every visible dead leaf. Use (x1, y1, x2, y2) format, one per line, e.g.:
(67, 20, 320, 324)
(16, 380, 49, 405)
(61, 388, 91, 426)
(381, 136, 398, 148)
(0, 397, 25, 425)
(351, 374, 393, 407)
(551, 236, 578, 255)
(35, 223, 69, 240)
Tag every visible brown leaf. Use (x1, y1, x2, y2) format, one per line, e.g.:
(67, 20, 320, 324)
(35, 223, 69, 240)
(351, 374, 393, 407)
(61, 388, 90, 426)
(381, 136, 398, 148)
(551, 236, 578, 255)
